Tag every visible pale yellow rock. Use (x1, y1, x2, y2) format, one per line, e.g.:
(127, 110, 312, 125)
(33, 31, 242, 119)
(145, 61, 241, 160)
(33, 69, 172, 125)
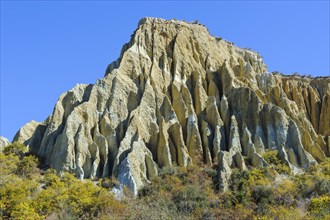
(171, 82, 188, 128)
(186, 113, 203, 157)
(207, 81, 221, 106)
(194, 79, 208, 115)
(157, 118, 172, 168)
(0, 136, 10, 151)
(117, 139, 158, 196)
(12, 18, 329, 193)
(168, 122, 191, 166)
(220, 95, 230, 139)
(13, 120, 41, 145)
(201, 120, 213, 164)
(218, 115, 247, 191)
(319, 92, 330, 136)
(218, 150, 232, 191)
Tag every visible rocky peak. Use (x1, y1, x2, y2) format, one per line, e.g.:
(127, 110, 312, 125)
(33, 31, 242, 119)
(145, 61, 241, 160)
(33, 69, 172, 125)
(13, 18, 330, 195)
(0, 136, 11, 151)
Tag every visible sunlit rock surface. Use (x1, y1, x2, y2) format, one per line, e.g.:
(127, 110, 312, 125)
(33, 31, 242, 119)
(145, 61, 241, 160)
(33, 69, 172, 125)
(14, 18, 330, 193)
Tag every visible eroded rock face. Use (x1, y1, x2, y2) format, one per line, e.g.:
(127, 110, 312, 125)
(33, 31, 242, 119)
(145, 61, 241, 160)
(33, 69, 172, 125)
(14, 18, 330, 193)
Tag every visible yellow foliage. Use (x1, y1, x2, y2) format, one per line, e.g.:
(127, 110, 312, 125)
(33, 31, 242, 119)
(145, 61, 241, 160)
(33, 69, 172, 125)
(267, 205, 302, 219)
(32, 185, 68, 215)
(273, 178, 298, 205)
(248, 167, 273, 187)
(0, 153, 19, 175)
(262, 149, 291, 174)
(309, 195, 330, 218)
(10, 202, 43, 220)
(0, 144, 330, 219)
(2, 142, 27, 159)
(0, 175, 39, 218)
(16, 155, 39, 178)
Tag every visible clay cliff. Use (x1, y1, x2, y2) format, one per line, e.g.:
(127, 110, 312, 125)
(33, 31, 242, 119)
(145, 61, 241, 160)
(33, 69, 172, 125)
(14, 18, 330, 195)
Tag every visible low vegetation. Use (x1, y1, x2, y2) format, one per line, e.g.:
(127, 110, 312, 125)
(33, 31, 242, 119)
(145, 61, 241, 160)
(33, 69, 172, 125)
(1, 143, 329, 219)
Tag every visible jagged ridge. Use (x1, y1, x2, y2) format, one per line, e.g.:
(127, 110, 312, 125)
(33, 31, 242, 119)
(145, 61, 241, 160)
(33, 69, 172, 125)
(14, 17, 330, 195)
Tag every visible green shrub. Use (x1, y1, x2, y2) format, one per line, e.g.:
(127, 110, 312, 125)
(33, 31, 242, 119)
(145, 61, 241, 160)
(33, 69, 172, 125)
(273, 178, 298, 207)
(0, 176, 39, 218)
(262, 149, 290, 174)
(230, 169, 251, 205)
(0, 153, 19, 175)
(9, 202, 42, 220)
(32, 186, 68, 216)
(314, 177, 330, 196)
(1, 147, 329, 219)
(173, 185, 208, 215)
(16, 155, 39, 178)
(252, 185, 273, 205)
(3, 142, 27, 159)
(252, 185, 273, 215)
(159, 166, 177, 176)
(309, 195, 330, 218)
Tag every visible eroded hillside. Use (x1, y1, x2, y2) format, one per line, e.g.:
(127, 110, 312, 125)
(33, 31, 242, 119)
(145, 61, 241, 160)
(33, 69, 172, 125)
(13, 18, 330, 194)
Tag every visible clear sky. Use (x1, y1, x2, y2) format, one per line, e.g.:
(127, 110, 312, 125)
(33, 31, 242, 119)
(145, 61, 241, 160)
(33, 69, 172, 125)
(1, 1, 329, 141)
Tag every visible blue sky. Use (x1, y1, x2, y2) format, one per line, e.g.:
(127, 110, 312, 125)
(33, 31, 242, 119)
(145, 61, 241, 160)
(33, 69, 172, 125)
(1, 1, 329, 140)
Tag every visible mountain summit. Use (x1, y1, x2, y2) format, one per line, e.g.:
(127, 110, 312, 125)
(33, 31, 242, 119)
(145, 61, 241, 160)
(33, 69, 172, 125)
(14, 18, 330, 195)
